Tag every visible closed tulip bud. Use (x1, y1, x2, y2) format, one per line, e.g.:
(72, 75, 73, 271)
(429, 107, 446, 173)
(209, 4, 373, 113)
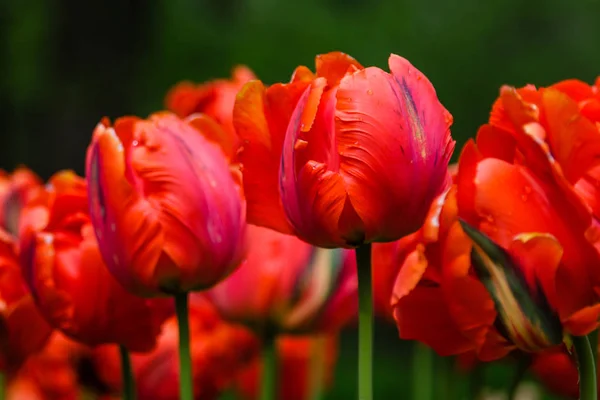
(460, 220, 563, 352)
(207, 225, 357, 335)
(85, 113, 246, 296)
(234, 52, 455, 248)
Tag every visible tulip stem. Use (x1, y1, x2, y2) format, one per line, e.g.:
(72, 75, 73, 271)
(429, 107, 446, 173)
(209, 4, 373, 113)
(309, 335, 327, 400)
(260, 335, 277, 400)
(119, 345, 136, 400)
(413, 343, 434, 400)
(507, 356, 529, 400)
(175, 293, 193, 400)
(356, 244, 373, 400)
(573, 335, 597, 400)
(0, 372, 4, 400)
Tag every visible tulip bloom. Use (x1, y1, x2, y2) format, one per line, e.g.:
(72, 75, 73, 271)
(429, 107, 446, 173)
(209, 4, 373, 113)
(235, 335, 338, 400)
(6, 332, 90, 400)
(85, 113, 246, 296)
(165, 65, 256, 139)
(91, 295, 259, 399)
(392, 78, 600, 360)
(206, 224, 357, 335)
(0, 230, 51, 372)
(0, 167, 42, 236)
(234, 52, 455, 248)
(19, 171, 170, 352)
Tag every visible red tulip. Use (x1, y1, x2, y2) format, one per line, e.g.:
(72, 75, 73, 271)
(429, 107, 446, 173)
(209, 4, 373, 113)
(0, 167, 42, 236)
(6, 332, 89, 400)
(19, 171, 170, 352)
(92, 295, 259, 399)
(85, 113, 246, 296)
(391, 78, 600, 361)
(234, 51, 455, 248)
(165, 65, 256, 140)
(235, 335, 338, 400)
(0, 229, 51, 372)
(207, 224, 357, 335)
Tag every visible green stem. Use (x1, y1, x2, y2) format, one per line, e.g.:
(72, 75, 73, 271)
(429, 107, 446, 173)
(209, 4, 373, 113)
(588, 330, 598, 365)
(437, 356, 455, 400)
(466, 364, 484, 400)
(356, 244, 373, 400)
(573, 335, 597, 400)
(119, 344, 136, 400)
(507, 356, 530, 400)
(309, 335, 327, 400)
(175, 293, 193, 400)
(0, 372, 4, 400)
(413, 344, 434, 400)
(260, 335, 277, 400)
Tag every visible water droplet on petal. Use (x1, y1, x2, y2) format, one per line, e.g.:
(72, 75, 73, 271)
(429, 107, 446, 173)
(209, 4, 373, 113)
(366, 89, 373, 95)
(132, 140, 139, 147)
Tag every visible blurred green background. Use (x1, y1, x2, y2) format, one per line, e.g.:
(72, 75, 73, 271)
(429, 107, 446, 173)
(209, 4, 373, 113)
(2, 0, 598, 398)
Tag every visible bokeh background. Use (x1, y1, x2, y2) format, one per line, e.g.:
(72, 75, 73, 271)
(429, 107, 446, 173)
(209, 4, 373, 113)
(2, 0, 599, 398)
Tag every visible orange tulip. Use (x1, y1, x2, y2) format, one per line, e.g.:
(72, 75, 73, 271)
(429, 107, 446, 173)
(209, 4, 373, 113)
(19, 171, 171, 352)
(92, 295, 259, 399)
(0, 230, 51, 372)
(85, 113, 246, 296)
(0, 167, 42, 236)
(235, 335, 338, 400)
(206, 224, 357, 335)
(392, 78, 600, 360)
(6, 332, 89, 400)
(165, 65, 256, 140)
(234, 51, 455, 248)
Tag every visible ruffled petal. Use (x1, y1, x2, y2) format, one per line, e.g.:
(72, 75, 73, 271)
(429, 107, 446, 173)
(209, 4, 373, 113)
(86, 120, 164, 296)
(335, 55, 454, 242)
(315, 52, 363, 87)
(234, 80, 311, 235)
(540, 89, 600, 183)
(280, 85, 353, 247)
(130, 114, 246, 291)
(467, 157, 600, 318)
(186, 114, 239, 162)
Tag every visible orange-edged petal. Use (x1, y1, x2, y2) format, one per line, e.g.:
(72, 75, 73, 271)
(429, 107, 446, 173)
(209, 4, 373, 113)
(336, 55, 454, 243)
(509, 233, 563, 313)
(87, 120, 164, 295)
(489, 85, 540, 133)
(279, 85, 354, 247)
(391, 244, 427, 301)
(315, 52, 363, 87)
(550, 79, 595, 102)
(540, 88, 600, 183)
(234, 80, 311, 235)
(562, 303, 600, 336)
(186, 114, 239, 162)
